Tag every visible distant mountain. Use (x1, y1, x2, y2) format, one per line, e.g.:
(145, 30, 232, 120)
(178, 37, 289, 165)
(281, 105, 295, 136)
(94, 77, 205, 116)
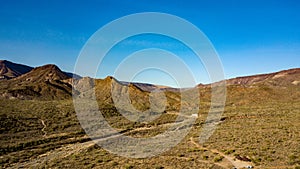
(18, 64, 76, 83)
(196, 68, 300, 88)
(0, 64, 74, 100)
(0, 60, 33, 80)
(0, 60, 299, 100)
(15, 64, 71, 82)
(225, 68, 300, 86)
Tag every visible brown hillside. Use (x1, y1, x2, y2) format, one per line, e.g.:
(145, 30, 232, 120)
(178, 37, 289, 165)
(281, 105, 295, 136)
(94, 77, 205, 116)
(225, 68, 300, 86)
(15, 64, 71, 82)
(0, 60, 33, 80)
(0, 64, 73, 100)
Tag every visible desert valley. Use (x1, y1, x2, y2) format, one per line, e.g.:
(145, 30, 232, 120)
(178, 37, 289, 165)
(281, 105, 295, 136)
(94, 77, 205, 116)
(0, 60, 299, 169)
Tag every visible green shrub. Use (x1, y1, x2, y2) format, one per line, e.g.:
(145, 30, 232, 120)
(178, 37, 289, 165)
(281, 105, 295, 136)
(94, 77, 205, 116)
(155, 166, 164, 169)
(213, 155, 224, 162)
(202, 155, 209, 160)
(125, 164, 134, 169)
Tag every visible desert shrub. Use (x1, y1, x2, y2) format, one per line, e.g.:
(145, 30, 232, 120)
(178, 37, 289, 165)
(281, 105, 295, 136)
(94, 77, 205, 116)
(188, 148, 201, 152)
(213, 155, 224, 162)
(124, 164, 134, 169)
(202, 155, 209, 160)
(225, 149, 235, 155)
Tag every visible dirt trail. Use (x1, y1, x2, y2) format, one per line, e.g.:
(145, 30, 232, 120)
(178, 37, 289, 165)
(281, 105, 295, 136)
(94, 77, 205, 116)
(10, 118, 252, 169)
(171, 155, 228, 169)
(190, 137, 253, 169)
(10, 138, 94, 169)
(11, 118, 197, 168)
(40, 119, 47, 137)
(166, 111, 197, 118)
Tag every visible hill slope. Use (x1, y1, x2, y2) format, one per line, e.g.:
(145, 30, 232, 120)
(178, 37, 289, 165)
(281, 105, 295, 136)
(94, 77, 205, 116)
(0, 64, 73, 100)
(225, 68, 300, 86)
(0, 60, 299, 102)
(0, 60, 33, 80)
(15, 64, 71, 82)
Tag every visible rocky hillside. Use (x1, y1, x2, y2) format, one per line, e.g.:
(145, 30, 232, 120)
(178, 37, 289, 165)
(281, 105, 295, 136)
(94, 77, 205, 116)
(0, 60, 33, 80)
(0, 60, 299, 101)
(73, 76, 183, 114)
(225, 68, 300, 86)
(0, 64, 74, 100)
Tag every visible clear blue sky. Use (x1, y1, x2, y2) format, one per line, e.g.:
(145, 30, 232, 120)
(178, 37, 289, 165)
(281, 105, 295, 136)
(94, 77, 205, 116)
(0, 0, 299, 87)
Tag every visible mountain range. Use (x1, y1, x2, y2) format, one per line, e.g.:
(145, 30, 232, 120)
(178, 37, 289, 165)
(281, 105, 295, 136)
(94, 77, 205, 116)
(0, 59, 299, 100)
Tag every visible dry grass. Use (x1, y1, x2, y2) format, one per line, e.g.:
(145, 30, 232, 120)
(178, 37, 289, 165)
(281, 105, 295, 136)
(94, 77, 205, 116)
(1, 82, 300, 168)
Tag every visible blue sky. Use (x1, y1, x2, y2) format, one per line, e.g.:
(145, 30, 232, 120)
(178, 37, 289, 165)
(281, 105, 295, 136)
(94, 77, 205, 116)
(0, 0, 299, 87)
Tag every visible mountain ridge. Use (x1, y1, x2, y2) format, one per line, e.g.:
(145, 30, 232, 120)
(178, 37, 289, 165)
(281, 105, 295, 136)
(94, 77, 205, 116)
(0, 60, 81, 81)
(15, 64, 72, 82)
(0, 63, 74, 100)
(0, 60, 33, 80)
(224, 68, 300, 86)
(1, 59, 299, 87)
(0, 60, 299, 100)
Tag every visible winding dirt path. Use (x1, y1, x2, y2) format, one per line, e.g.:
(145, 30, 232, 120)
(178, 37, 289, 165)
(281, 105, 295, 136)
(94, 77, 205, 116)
(9, 137, 95, 169)
(10, 118, 194, 168)
(11, 118, 253, 169)
(190, 137, 254, 169)
(40, 119, 47, 137)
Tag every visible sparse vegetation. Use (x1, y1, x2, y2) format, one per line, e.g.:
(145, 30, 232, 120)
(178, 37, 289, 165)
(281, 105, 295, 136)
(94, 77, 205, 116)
(213, 155, 224, 162)
(0, 65, 299, 168)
